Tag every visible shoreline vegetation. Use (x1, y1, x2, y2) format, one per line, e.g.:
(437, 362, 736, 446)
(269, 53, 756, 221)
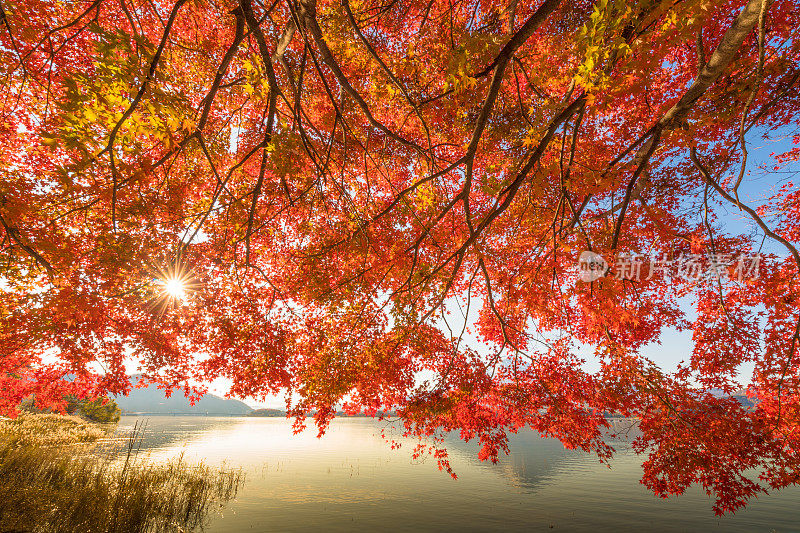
(246, 408, 399, 417)
(0, 414, 244, 533)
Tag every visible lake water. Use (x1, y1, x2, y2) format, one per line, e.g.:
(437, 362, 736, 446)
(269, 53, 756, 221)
(114, 415, 799, 532)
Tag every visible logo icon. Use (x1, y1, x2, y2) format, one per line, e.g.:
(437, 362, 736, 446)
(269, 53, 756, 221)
(578, 251, 608, 282)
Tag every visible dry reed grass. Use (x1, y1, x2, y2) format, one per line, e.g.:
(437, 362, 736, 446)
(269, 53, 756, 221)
(0, 417, 244, 532)
(0, 412, 109, 447)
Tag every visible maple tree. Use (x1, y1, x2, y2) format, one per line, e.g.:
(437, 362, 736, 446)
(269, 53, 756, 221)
(1, 0, 800, 514)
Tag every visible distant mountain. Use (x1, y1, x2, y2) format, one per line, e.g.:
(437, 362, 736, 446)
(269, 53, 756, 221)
(113, 376, 252, 415)
(706, 388, 756, 408)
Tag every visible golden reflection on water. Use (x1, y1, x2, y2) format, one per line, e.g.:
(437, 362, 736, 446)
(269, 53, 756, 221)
(115, 416, 800, 532)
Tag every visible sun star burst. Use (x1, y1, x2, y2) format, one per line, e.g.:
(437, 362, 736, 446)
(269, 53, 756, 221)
(162, 276, 188, 300)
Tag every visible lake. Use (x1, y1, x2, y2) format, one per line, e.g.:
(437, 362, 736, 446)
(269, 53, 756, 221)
(114, 415, 799, 532)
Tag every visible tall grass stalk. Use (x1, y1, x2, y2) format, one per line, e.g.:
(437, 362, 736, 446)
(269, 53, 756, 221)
(0, 417, 244, 532)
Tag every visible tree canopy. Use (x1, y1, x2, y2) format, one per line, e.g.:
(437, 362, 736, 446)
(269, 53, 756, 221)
(1, 0, 799, 514)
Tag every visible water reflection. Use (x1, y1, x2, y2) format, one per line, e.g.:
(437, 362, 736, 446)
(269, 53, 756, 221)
(112, 416, 800, 532)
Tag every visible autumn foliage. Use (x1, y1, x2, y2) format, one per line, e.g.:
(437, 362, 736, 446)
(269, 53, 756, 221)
(1, 0, 800, 514)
